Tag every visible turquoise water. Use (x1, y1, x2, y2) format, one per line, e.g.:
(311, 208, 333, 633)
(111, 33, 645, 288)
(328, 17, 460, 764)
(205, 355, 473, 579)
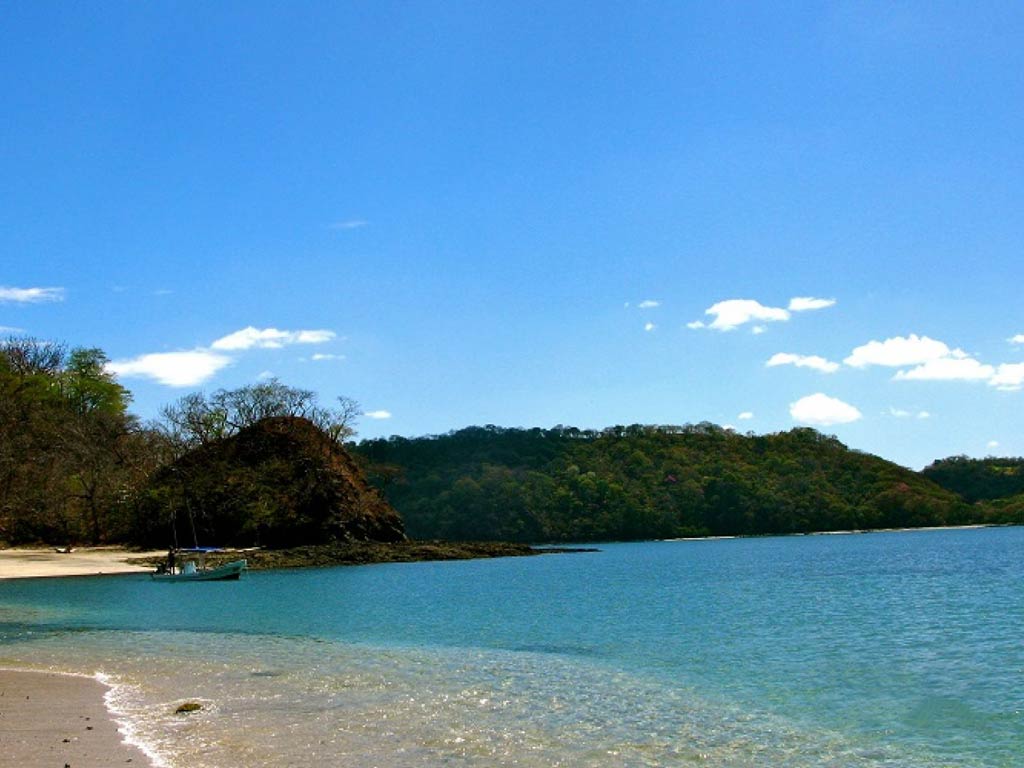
(2, 527, 1023, 766)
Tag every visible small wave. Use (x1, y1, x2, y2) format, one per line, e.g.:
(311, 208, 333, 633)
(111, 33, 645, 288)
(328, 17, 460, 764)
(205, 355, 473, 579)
(99, 672, 173, 768)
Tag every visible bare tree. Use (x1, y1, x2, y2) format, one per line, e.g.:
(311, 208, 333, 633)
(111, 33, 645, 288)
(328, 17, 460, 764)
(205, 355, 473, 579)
(159, 379, 361, 448)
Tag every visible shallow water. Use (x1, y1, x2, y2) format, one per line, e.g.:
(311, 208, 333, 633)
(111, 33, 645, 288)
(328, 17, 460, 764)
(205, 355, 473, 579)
(2, 527, 1022, 766)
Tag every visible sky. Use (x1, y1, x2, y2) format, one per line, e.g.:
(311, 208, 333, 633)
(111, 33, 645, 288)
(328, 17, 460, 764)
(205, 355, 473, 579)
(2, 1, 1023, 469)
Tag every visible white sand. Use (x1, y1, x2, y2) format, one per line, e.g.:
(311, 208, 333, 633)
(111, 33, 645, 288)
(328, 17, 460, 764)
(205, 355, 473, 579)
(0, 547, 164, 580)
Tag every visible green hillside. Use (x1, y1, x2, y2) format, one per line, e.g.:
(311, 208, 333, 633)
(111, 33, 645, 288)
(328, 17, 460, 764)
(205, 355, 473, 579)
(355, 424, 975, 542)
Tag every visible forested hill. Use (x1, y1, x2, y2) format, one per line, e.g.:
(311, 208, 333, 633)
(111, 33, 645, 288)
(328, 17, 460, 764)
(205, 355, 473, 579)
(922, 456, 1024, 503)
(922, 456, 1024, 522)
(354, 424, 999, 543)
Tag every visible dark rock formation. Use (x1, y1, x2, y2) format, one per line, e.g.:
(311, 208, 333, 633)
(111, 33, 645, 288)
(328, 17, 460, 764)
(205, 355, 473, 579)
(133, 416, 405, 548)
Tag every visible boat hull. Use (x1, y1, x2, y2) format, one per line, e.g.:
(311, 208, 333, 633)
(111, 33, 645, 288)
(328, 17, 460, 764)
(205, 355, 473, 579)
(151, 559, 247, 582)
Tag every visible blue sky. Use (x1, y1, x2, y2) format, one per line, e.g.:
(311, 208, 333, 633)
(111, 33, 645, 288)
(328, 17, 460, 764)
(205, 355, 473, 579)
(2, 2, 1022, 468)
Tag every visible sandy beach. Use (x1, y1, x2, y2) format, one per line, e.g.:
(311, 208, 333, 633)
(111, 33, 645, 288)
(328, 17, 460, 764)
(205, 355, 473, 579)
(0, 669, 155, 767)
(0, 547, 164, 580)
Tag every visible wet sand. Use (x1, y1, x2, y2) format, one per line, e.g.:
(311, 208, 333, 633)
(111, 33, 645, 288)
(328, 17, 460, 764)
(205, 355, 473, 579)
(0, 669, 155, 767)
(0, 548, 164, 580)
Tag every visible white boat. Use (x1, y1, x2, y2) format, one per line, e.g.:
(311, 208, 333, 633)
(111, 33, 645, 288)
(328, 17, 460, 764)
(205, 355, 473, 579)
(152, 548, 247, 582)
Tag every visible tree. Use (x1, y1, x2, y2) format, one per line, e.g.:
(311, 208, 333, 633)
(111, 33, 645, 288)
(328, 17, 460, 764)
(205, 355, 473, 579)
(159, 379, 361, 453)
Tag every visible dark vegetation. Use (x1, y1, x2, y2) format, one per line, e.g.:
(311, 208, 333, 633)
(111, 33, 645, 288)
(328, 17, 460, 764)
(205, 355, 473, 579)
(137, 540, 592, 571)
(2, 336, 1022, 548)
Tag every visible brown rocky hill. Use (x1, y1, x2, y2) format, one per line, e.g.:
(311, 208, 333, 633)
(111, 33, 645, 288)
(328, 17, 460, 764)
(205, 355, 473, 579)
(133, 416, 405, 548)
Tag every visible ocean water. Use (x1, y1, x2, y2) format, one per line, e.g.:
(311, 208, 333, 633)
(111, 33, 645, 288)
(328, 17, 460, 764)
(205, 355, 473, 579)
(1, 527, 1023, 767)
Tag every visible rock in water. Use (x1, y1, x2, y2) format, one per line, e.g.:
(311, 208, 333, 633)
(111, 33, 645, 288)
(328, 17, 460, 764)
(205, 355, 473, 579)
(134, 417, 406, 547)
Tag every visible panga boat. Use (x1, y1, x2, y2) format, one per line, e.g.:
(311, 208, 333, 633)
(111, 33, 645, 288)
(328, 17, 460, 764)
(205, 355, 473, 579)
(152, 548, 247, 582)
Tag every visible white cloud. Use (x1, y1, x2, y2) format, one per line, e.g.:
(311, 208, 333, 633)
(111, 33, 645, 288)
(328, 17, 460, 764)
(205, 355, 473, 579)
(294, 329, 335, 344)
(789, 393, 862, 427)
(788, 296, 836, 312)
(894, 357, 994, 382)
(211, 326, 336, 351)
(107, 350, 232, 387)
(987, 440, 1000, 450)
(848, 332, 1024, 390)
(766, 352, 840, 374)
(698, 299, 790, 331)
(644, 322, 656, 332)
(311, 353, 346, 361)
(889, 407, 931, 419)
(329, 219, 367, 230)
(256, 370, 275, 380)
(686, 320, 706, 330)
(751, 325, 766, 335)
(364, 410, 392, 420)
(845, 334, 955, 368)
(0, 325, 24, 334)
(738, 411, 754, 420)
(638, 300, 660, 309)
(990, 363, 1024, 391)
(1011, 334, 1024, 345)
(0, 286, 65, 303)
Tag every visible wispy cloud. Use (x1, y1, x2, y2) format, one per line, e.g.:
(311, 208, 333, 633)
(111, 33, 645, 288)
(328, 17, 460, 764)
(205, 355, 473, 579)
(788, 296, 836, 312)
(329, 219, 368, 230)
(0, 286, 65, 304)
(364, 410, 392, 420)
(790, 393, 862, 426)
(211, 326, 336, 351)
(107, 350, 232, 387)
(766, 352, 840, 374)
(0, 325, 24, 334)
(311, 353, 346, 361)
(738, 411, 754, 420)
(889, 407, 931, 419)
(638, 300, 660, 309)
(644, 322, 656, 332)
(987, 440, 1000, 450)
(1011, 334, 1024, 345)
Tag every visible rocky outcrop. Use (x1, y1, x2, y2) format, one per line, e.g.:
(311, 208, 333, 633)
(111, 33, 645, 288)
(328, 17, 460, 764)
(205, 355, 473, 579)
(134, 417, 405, 548)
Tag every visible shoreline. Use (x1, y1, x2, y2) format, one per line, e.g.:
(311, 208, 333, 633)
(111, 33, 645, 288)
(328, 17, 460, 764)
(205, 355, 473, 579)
(1, 525, 1009, 580)
(0, 668, 158, 767)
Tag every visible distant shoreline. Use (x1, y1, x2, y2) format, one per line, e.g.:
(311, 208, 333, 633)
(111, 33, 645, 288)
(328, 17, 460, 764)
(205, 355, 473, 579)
(661, 522, 1009, 542)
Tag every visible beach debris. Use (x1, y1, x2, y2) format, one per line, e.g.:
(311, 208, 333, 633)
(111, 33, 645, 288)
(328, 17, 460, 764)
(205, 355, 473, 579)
(174, 701, 203, 714)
